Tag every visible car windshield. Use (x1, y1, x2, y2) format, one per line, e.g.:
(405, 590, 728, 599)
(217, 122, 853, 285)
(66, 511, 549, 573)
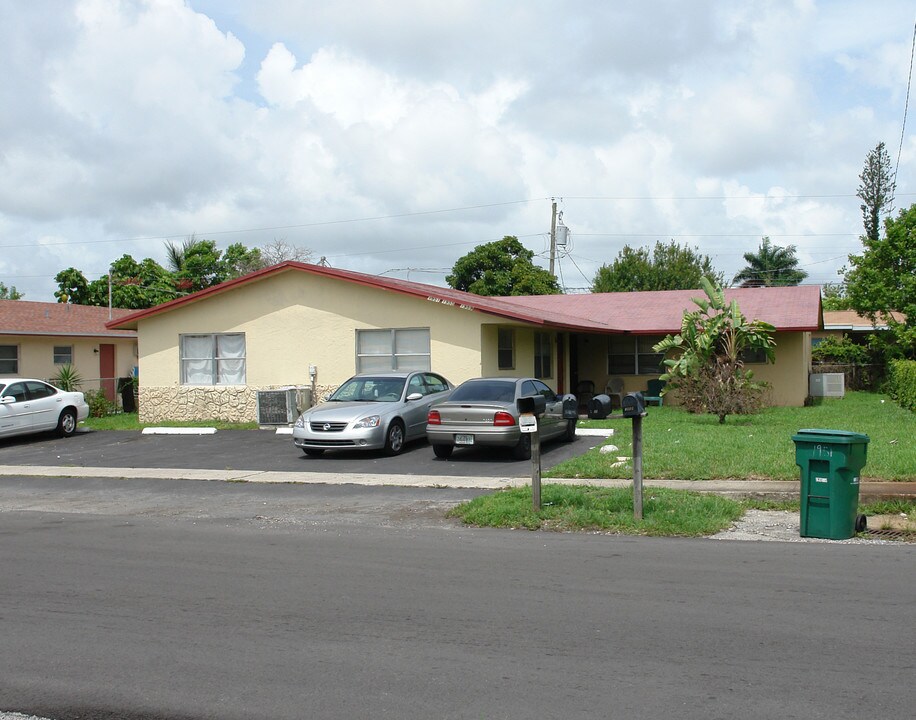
(449, 380, 516, 403)
(328, 377, 406, 403)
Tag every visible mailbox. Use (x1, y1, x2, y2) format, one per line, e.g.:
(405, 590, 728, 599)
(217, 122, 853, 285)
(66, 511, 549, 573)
(622, 391, 646, 417)
(517, 394, 547, 416)
(561, 393, 578, 419)
(588, 394, 613, 420)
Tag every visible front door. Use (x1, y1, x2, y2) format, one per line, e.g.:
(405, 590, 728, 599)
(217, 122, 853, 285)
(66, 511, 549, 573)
(99, 344, 116, 402)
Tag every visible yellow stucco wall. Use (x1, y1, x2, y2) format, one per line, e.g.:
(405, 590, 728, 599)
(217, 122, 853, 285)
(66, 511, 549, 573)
(137, 270, 507, 421)
(0, 334, 137, 391)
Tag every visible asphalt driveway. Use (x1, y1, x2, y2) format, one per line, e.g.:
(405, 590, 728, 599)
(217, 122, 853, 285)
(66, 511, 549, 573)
(0, 427, 601, 478)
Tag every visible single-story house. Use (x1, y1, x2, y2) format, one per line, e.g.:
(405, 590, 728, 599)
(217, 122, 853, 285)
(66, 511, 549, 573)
(107, 262, 822, 423)
(813, 310, 906, 345)
(0, 300, 138, 401)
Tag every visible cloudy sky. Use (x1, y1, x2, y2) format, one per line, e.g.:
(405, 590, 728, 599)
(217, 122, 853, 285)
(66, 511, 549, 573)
(2, 0, 914, 301)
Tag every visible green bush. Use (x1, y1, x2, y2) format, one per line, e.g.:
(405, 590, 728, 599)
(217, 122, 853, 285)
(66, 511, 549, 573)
(49, 364, 84, 391)
(811, 334, 870, 364)
(83, 389, 118, 418)
(887, 359, 916, 411)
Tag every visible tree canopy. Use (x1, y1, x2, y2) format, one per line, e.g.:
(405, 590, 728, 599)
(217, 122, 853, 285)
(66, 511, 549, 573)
(0, 282, 23, 300)
(446, 236, 561, 296)
(732, 237, 808, 287)
(857, 141, 895, 244)
(54, 237, 312, 309)
(845, 203, 916, 357)
(592, 240, 724, 293)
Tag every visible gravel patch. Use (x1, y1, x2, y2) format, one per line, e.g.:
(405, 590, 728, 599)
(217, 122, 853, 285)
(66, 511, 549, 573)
(710, 509, 898, 544)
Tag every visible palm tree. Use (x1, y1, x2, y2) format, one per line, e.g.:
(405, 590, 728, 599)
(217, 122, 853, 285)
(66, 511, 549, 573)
(732, 237, 808, 287)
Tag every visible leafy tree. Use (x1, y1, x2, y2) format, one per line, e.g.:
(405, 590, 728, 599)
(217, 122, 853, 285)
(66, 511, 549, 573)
(54, 268, 94, 305)
(592, 240, 724, 293)
(821, 282, 852, 311)
(845, 203, 916, 358)
(221, 242, 264, 280)
(732, 237, 808, 287)
(653, 278, 776, 423)
(447, 236, 561, 296)
(0, 282, 24, 300)
(857, 141, 895, 243)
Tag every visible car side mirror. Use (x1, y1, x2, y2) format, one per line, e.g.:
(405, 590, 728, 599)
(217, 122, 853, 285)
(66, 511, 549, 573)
(406, 392, 423, 401)
(1, 396, 14, 404)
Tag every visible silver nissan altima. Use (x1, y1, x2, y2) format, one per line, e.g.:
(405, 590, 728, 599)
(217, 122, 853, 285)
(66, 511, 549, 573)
(292, 371, 454, 456)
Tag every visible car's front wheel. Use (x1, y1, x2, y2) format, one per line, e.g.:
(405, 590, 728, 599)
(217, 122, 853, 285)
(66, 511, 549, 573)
(432, 444, 453, 459)
(57, 409, 77, 438)
(384, 420, 405, 455)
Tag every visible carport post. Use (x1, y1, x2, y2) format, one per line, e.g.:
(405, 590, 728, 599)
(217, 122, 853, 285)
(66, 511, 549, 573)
(632, 415, 644, 520)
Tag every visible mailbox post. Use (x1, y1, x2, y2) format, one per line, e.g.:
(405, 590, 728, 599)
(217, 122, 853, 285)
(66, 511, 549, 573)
(622, 392, 647, 520)
(517, 395, 546, 511)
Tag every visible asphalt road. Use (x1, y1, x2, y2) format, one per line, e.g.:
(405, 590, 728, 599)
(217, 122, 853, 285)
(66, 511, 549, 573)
(0, 427, 598, 477)
(1, 476, 915, 720)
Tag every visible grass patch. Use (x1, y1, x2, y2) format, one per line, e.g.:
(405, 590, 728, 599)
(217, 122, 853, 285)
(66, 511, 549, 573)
(82, 414, 260, 431)
(447, 485, 744, 537)
(552, 391, 915, 482)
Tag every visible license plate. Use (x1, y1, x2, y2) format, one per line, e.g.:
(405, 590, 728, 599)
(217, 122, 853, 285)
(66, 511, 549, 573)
(455, 434, 475, 445)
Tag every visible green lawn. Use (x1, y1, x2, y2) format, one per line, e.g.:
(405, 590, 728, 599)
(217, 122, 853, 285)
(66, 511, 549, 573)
(548, 391, 915, 482)
(82, 414, 260, 431)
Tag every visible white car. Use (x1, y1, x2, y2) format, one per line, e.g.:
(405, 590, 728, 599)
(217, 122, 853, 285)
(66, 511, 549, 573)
(0, 378, 90, 439)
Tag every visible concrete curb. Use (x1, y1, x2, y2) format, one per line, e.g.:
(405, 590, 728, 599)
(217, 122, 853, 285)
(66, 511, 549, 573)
(0, 464, 913, 496)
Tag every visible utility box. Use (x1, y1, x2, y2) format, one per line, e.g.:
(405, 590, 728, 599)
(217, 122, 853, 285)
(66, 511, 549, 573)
(792, 428, 870, 539)
(809, 373, 845, 398)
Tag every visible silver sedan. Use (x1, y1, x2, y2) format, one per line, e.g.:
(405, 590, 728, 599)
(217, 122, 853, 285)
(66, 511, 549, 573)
(293, 371, 454, 456)
(426, 377, 576, 460)
(0, 378, 90, 439)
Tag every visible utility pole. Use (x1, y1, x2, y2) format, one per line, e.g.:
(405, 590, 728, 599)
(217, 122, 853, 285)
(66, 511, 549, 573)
(549, 199, 558, 277)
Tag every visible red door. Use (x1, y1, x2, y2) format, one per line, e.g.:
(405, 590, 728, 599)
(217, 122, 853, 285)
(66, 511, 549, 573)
(99, 344, 116, 402)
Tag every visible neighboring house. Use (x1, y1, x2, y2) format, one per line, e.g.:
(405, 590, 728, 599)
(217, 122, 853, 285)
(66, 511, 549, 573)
(813, 310, 906, 345)
(0, 300, 138, 401)
(107, 262, 823, 423)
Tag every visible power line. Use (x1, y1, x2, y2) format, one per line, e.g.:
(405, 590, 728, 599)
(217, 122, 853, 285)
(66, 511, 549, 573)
(893, 18, 916, 200)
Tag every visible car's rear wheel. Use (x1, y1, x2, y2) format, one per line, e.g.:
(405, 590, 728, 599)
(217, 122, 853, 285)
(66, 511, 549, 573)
(512, 433, 531, 460)
(384, 420, 405, 455)
(57, 409, 77, 438)
(564, 418, 577, 441)
(302, 448, 325, 457)
(432, 444, 453, 459)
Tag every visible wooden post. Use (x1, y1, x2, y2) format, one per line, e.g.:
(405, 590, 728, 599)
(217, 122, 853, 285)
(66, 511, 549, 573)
(531, 427, 542, 511)
(632, 414, 644, 520)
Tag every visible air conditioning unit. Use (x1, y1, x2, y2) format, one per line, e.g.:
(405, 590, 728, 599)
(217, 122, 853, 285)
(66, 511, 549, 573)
(809, 373, 845, 398)
(256, 388, 299, 425)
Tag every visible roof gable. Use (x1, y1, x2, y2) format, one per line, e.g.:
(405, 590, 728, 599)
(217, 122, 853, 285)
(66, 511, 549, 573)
(1, 300, 137, 338)
(105, 262, 822, 334)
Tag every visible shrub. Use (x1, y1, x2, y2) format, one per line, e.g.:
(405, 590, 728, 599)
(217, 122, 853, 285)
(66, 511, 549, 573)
(84, 389, 118, 418)
(811, 334, 870, 364)
(887, 359, 916, 411)
(50, 364, 83, 391)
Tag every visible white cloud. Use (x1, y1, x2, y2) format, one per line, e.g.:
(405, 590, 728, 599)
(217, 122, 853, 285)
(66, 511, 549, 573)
(0, 0, 913, 300)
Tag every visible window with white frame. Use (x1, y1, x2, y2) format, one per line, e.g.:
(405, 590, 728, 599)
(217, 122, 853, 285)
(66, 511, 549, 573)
(180, 333, 246, 385)
(534, 332, 552, 379)
(607, 335, 665, 375)
(356, 328, 430, 373)
(498, 328, 515, 370)
(0, 345, 18, 374)
(53, 345, 73, 365)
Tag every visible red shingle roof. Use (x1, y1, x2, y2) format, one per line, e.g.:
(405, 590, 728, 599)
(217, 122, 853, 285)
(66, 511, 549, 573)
(0, 300, 137, 338)
(106, 262, 822, 334)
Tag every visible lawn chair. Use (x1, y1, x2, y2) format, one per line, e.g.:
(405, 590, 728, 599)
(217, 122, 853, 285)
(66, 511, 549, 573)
(605, 377, 625, 409)
(643, 378, 665, 406)
(575, 380, 595, 414)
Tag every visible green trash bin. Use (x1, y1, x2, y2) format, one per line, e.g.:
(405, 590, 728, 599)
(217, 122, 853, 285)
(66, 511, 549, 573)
(792, 429, 870, 540)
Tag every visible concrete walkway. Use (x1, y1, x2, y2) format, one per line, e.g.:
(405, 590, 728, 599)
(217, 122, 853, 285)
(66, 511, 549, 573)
(0, 464, 913, 498)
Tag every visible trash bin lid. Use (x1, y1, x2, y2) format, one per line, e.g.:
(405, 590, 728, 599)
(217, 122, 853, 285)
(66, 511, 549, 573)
(792, 428, 870, 444)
